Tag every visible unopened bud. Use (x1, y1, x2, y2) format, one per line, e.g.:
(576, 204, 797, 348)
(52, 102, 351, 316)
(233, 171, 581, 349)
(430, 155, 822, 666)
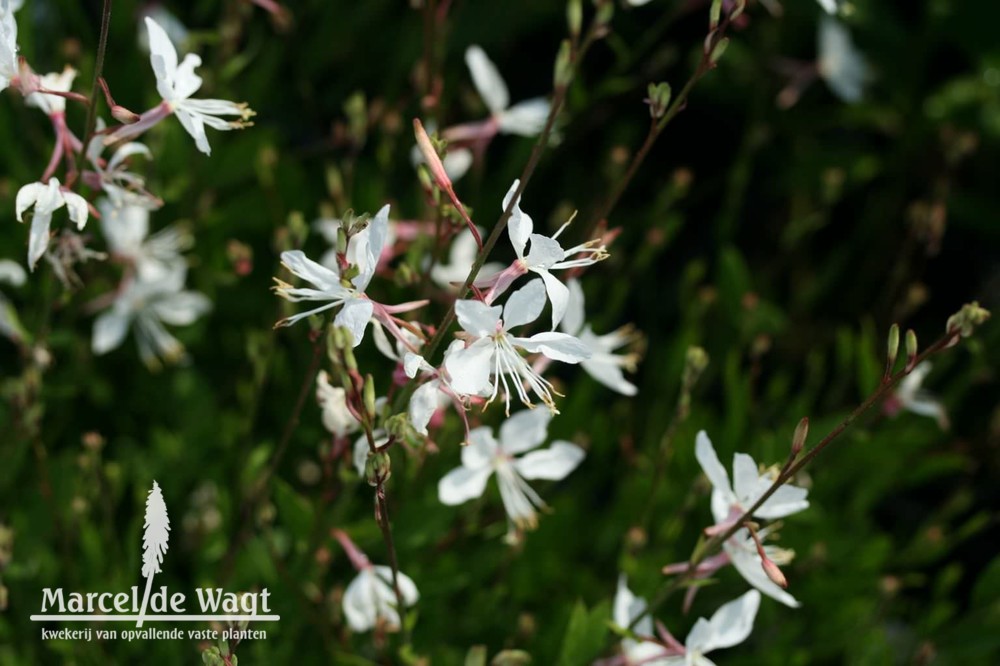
(413, 118, 452, 192)
(111, 105, 140, 124)
(709, 0, 723, 28)
(363, 374, 377, 420)
(336, 226, 348, 255)
(729, 0, 747, 21)
(886, 323, 900, 372)
(905, 329, 918, 370)
(646, 82, 672, 119)
(945, 301, 991, 339)
(567, 0, 582, 37)
(554, 39, 573, 88)
(364, 449, 391, 487)
(709, 36, 730, 64)
(595, 0, 614, 26)
(682, 346, 709, 389)
(762, 556, 788, 589)
(791, 417, 808, 457)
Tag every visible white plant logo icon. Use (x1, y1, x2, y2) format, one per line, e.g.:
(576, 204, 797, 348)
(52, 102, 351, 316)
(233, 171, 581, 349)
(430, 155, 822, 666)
(136, 480, 170, 628)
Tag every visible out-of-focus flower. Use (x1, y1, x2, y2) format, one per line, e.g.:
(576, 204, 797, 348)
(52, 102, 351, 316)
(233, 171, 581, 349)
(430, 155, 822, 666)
(0, 2, 20, 93)
(430, 227, 503, 289)
(816, 0, 840, 15)
(316, 370, 360, 438)
(85, 122, 161, 208)
(333, 529, 418, 633)
(465, 45, 550, 136)
(99, 200, 188, 282)
(560, 278, 639, 395)
(92, 266, 210, 368)
(438, 409, 584, 530)
(884, 361, 949, 430)
(0, 259, 27, 342)
(25, 66, 77, 116)
(613, 575, 674, 665)
(695, 430, 809, 528)
(445, 279, 590, 413)
(16, 178, 89, 270)
(817, 17, 868, 103)
(485, 180, 607, 329)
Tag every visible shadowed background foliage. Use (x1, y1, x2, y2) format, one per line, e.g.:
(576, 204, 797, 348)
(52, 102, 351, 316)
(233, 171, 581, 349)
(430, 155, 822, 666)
(1, 0, 998, 663)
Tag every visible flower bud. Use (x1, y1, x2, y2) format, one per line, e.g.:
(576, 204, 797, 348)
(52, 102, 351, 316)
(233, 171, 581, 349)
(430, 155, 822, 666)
(709, 0, 723, 28)
(886, 323, 900, 372)
(595, 0, 614, 26)
(363, 374, 377, 421)
(111, 105, 141, 125)
(554, 39, 573, 88)
(567, 0, 582, 37)
(364, 450, 391, 487)
(709, 37, 730, 64)
(646, 82, 672, 119)
(761, 556, 788, 589)
(413, 118, 452, 192)
(945, 301, 991, 339)
(682, 346, 709, 390)
(905, 329, 918, 371)
(791, 417, 808, 457)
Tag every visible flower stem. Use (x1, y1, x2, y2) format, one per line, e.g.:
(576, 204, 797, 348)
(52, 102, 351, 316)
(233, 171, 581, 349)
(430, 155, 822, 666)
(72, 0, 113, 184)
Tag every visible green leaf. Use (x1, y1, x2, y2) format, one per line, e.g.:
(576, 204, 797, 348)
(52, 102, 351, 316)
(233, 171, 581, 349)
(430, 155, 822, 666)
(557, 600, 610, 666)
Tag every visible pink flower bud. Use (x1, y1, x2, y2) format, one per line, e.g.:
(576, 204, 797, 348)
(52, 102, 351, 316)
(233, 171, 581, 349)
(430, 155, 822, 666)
(762, 557, 788, 589)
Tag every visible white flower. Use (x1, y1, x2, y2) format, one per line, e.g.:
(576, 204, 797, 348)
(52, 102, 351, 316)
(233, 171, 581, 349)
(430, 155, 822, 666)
(816, 0, 840, 15)
(695, 430, 809, 526)
(86, 123, 160, 208)
(430, 227, 503, 289)
(25, 66, 77, 116)
(0, 2, 19, 93)
(16, 178, 90, 270)
(888, 361, 949, 429)
(273, 205, 392, 344)
(0, 258, 26, 342)
(723, 528, 800, 608)
(560, 279, 638, 395)
(343, 565, 419, 633)
(465, 45, 550, 137)
(438, 409, 585, 530)
(445, 278, 591, 413)
(144, 17, 253, 155)
(613, 576, 673, 665)
(92, 266, 211, 367)
(316, 370, 361, 438)
(98, 200, 188, 282)
(489, 180, 607, 329)
(138, 4, 189, 53)
(817, 17, 869, 103)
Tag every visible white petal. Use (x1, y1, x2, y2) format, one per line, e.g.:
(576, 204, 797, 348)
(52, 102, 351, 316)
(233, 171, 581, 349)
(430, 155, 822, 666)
(280, 250, 342, 290)
(581, 353, 639, 396)
(443, 149, 473, 181)
(695, 431, 735, 501)
(755, 483, 810, 519)
(100, 202, 149, 254)
(465, 45, 509, 114)
(15, 182, 46, 222)
(373, 565, 420, 606)
(817, 17, 868, 103)
(731, 453, 760, 504)
(503, 278, 546, 329)
(92, 309, 131, 354)
(342, 570, 378, 632)
(174, 108, 211, 155)
(613, 575, 653, 637)
(498, 98, 550, 136)
(144, 17, 178, 92)
(334, 297, 374, 347)
(497, 408, 552, 455)
(27, 208, 53, 270)
(445, 337, 495, 396)
(438, 464, 494, 505)
(515, 331, 590, 363)
(408, 380, 439, 435)
(502, 180, 532, 257)
(726, 538, 800, 608)
(525, 234, 565, 270)
(560, 279, 585, 335)
(62, 191, 90, 230)
(454, 299, 502, 337)
(0, 260, 25, 286)
(152, 291, 211, 326)
(816, 0, 838, 14)
(690, 590, 761, 654)
(172, 53, 203, 100)
(538, 269, 569, 330)
(514, 441, 585, 480)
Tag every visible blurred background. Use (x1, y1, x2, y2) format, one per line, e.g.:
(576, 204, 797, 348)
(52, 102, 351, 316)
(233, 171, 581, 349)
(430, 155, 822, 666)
(1, 0, 998, 663)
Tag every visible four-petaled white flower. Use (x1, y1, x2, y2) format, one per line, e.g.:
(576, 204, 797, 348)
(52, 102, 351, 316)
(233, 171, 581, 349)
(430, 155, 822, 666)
(614, 578, 761, 666)
(99, 200, 188, 282)
(273, 205, 392, 344)
(695, 430, 809, 528)
(92, 265, 211, 368)
(445, 278, 591, 413)
(316, 370, 361, 438)
(487, 180, 607, 329)
(438, 409, 585, 530)
(885, 361, 949, 430)
(16, 178, 90, 270)
(560, 278, 639, 395)
(463, 45, 550, 137)
(142, 17, 254, 155)
(817, 17, 869, 103)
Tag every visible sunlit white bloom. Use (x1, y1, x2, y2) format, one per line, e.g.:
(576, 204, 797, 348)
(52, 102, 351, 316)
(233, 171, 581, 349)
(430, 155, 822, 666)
(92, 266, 211, 367)
(136, 17, 254, 155)
(99, 200, 188, 282)
(463, 45, 550, 137)
(695, 430, 809, 527)
(560, 279, 638, 395)
(16, 178, 89, 270)
(0, 258, 26, 342)
(486, 180, 607, 329)
(430, 227, 503, 289)
(0, 2, 19, 93)
(438, 409, 584, 530)
(817, 17, 869, 103)
(445, 279, 590, 413)
(86, 122, 160, 208)
(25, 66, 76, 116)
(316, 370, 361, 438)
(723, 528, 800, 608)
(885, 361, 949, 429)
(275, 205, 413, 345)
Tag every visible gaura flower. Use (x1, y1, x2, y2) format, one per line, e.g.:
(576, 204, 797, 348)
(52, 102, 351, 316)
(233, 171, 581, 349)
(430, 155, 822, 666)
(695, 430, 809, 529)
(25, 66, 77, 116)
(884, 361, 949, 430)
(110, 18, 253, 155)
(430, 227, 503, 290)
(316, 370, 361, 438)
(437, 409, 585, 531)
(485, 180, 608, 329)
(613, 575, 674, 665)
(16, 178, 89, 270)
(333, 529, 418, 633)
(817, 16, 869, 103)
(559, 278, 639, 395)
(98, 200, 189, 282)
(445, 278, 591, 413)
(85, 122, 161, 209)
(92, 265, 211, 368)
